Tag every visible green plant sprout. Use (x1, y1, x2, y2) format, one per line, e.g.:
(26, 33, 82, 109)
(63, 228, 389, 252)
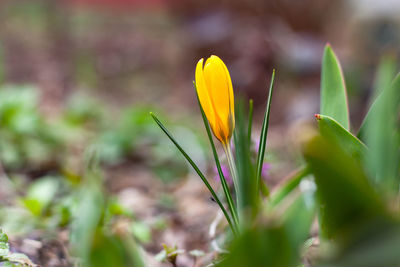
(152, 44, 400, 266)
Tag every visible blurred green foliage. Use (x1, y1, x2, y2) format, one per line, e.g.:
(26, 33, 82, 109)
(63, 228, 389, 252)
(305, 46, 400, 266)
(0, 86, 62, 170)
(0, 84, 202, 180)
(0, 228, 34, 266)
(0, 83, 204, 266)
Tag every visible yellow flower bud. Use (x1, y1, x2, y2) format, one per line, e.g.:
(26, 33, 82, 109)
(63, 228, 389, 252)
(195, 55, 235, 144)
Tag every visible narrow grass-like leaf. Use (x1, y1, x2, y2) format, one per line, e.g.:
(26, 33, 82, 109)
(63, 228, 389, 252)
(194, 83, 239, 231)
(150, 112, 237, 235)
(320, 44, 350, 130)
(247, 99, 254, 144)
(256, 70, 275, 195)
(315, 114, 367, 161)
(269, 167, 310, 207)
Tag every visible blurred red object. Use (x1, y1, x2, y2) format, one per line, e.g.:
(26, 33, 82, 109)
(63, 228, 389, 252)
(67, 0, 167, 9)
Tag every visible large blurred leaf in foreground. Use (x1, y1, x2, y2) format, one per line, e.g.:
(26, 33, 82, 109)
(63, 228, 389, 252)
(70, 160, 144, 267)
(303, 134, 390, 241)
(219, 189, 315, 267)
(318, 225, 400, 267)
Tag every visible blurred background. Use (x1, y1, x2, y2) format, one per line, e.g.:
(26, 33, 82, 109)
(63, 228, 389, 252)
(0, 0, 399, 266)
(1, 0, 399, 123)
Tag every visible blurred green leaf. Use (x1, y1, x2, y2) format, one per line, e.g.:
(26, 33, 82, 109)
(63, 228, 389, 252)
(372, 53, 398, 96)
(302, 134, 390, 241)
(0, 229, 10, 257)
(282, 187, 316, 253)
(318, 226, 400, 267)
(131, 222, 151, 244)
(70, 162, 145, 267)
(269, 167, 310, 207)
(234, 99, 258, 224)
(0, 229, 34, 266)
(70, 173, 104, 264)
(88, 230, 126, 267)
(358, 74, 400, 193)
(21, 177, 59, 216)
(315, 114, 367, 161)
(219, 191, 315, 267)
(0, 86, 64, 169)
(320, 45, 350, 130)
(218, 224, 293, 267)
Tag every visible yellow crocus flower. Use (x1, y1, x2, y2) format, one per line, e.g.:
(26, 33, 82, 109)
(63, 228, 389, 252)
(195, 55, 235, 144)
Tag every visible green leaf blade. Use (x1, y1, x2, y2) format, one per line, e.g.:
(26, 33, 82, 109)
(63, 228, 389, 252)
(315, 114, 367, 162)
(360, 73, 400, 192)
(320, 44, 350, 130)
(269, 167, 310, 207)
(256, 70, 275, 195)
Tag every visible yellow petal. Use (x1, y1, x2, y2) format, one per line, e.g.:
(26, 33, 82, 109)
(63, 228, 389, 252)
(195, 56, 235, 144)
(203, 56, 230, 121)
(195, 58, 215, 130)
(218, 57, 235, 130)
(204, 56, 234, 142)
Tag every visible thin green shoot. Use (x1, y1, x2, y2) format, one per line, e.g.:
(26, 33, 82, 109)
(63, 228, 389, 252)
(247, 99, 254, 145)
(256, 70, 275, 196)
(150, 112, 237, 236)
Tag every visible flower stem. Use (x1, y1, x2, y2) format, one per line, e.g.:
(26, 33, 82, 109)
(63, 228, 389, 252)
(223, 142, 239, 212)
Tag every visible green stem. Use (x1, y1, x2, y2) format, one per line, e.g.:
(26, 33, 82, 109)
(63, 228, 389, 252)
(223, 143, 239, 210)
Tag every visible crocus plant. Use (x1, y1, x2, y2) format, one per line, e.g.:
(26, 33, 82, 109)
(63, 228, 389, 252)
(151, 55, 275, 235)
(195, 56, 239, 212)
